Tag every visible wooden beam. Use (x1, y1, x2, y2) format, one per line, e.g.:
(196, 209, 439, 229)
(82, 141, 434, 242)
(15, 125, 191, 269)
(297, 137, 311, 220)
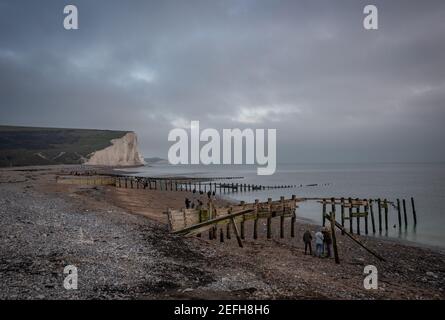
(172, 208, 254, 236)
(231, 218, 243, 248)
(326, 215, 386, 262)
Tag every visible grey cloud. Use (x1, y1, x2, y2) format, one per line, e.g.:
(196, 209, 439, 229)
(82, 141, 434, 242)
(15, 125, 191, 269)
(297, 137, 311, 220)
(0, 0, 444, 162)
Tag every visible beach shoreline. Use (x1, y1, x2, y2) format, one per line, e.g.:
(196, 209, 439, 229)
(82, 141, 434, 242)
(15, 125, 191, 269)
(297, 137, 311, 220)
(0, 165, 444, 299)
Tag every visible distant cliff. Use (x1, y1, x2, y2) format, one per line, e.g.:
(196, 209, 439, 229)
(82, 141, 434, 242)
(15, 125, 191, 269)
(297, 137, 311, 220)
(86, 132, 145, 166)
(0, 125, 145, 167)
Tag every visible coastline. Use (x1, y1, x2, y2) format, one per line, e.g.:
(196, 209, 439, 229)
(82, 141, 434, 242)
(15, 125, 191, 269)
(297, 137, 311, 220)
(0, 165, 444, 299)
(117, 165, 445, 254)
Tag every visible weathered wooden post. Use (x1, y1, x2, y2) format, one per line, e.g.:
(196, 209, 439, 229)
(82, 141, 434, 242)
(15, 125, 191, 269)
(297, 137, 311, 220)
(267, 198, 272, 239)
(208, 200, 214, 240)
(355, 198, 360, 235)
(377, 198, 382, 233)
(411, 197, 417, 226)
(280, 196, 285, 238)
(403, 199, 408, 228)
(340, 197, 345, 234)
(330, 197, 340, 264)
(397, 199, 402, 229)
(384, 198, 388, 232)
(364, 200, 369, 235)
(253, 199, 259, 239)
(291, 195, 296, 238)
(197, 209, 202, 238)
(322, 199, 327, 227)
(231, 217, 244, 248)
(240, 201, 245, 239)
(348, 197, 353, 234)
(226, 218, 231, 239)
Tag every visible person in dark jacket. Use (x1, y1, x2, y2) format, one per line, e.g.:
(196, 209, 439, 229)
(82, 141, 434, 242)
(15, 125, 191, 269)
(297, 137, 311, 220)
(185, 198, 191, 209)
(322, 228, 332, 258)
(303, 230, 313, 255)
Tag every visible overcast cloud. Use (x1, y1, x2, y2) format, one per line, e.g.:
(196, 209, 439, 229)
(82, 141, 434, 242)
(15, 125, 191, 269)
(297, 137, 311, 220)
(0, 0, 444, 163)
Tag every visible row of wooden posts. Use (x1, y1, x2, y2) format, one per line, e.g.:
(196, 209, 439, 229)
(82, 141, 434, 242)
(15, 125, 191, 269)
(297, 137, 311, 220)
(210, 196, 298, 244)
(169, 196, 301, 246)
(115, 176, 296, 193)
(320, 197, 417, 236)
(171, 196, 386, 263)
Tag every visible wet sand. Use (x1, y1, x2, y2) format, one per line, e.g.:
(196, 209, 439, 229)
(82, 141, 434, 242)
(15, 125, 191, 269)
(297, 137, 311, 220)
(0, 165, 444, 299)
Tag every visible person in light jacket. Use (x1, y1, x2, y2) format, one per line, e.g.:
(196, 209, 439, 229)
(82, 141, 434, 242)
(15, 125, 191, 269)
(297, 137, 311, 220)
(315, 230, 324, 257)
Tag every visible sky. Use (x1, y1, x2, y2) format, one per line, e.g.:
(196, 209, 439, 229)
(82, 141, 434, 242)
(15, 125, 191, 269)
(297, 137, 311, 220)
(0, 0, 444, 163)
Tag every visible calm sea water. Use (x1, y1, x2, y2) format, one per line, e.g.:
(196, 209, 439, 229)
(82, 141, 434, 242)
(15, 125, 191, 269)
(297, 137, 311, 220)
(121, 163, 445, 249)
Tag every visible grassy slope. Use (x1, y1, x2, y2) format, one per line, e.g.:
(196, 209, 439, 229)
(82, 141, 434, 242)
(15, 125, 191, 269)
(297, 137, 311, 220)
(0, 125, 129, 167)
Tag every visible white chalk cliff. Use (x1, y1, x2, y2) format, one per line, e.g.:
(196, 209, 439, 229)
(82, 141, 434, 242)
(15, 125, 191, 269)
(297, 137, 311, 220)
(85, 132, 145, 166)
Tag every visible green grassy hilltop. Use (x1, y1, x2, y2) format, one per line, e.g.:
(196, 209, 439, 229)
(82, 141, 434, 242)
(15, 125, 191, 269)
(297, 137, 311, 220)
(0, 125, 129, 167)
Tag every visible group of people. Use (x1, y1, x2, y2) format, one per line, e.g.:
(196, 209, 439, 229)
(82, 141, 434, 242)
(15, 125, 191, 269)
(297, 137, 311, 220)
(191, 189, 216, 197)
(185, 189, 215, 209)
(302, 227, 332, 258)
(184, 198, 204, 209)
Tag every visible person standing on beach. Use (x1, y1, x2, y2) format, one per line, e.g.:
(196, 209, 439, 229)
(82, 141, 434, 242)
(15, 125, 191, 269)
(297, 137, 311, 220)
(303, 230, 313, 255)
(322, 228, 332, 258)
(315, 230, 324, 257)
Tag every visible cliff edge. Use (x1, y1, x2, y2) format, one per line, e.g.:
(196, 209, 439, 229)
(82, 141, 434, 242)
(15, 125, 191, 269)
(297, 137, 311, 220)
(86, 132, 145, 166)
(0, 125, 145, 167)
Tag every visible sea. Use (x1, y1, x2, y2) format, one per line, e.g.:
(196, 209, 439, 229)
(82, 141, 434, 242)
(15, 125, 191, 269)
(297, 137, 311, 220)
(120, 162, 445, 249)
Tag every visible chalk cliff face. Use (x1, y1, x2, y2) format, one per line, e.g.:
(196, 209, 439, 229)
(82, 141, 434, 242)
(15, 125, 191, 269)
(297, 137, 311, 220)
(85, 132, 145, 166)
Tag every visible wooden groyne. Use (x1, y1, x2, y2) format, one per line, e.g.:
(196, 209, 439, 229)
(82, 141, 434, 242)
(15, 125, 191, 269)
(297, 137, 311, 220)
(168, 195, 403, 263)
(317, 197, 417, 236)
(58, 173, 302, 193)
(55, 171, 421, 264)
(168, 196, 301, 245)
(59, 170, 331, 194)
